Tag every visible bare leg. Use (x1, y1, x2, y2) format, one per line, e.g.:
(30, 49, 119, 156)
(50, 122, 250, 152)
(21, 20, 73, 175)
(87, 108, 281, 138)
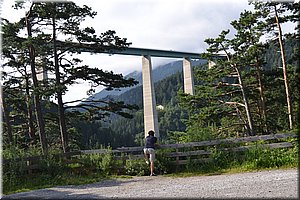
(150, 161, 154, 175)
(144, 153, 149, 164)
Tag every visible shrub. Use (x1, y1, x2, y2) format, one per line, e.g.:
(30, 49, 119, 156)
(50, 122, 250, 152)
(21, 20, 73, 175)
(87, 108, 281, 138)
(155, 149, 173, 174)
(38, 155, 67, 176)
(125, 157, 149, 176)
(79, 148, 116, 175)
(100, 149, 115, 175)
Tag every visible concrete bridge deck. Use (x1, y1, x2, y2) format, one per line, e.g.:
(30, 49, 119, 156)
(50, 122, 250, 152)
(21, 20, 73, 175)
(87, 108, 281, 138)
(56, 42, 223, 138)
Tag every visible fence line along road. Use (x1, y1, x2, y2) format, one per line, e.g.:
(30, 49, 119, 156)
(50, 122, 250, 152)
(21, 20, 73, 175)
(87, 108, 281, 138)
(3, 133, 296, 173)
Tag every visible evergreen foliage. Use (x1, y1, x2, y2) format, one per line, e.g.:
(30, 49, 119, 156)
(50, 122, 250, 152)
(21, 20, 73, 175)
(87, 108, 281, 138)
(1, 0, 298, 159)
(76, 30, 298, 147)
(1, 1, 138, 153)
(2, 1, 299, 195)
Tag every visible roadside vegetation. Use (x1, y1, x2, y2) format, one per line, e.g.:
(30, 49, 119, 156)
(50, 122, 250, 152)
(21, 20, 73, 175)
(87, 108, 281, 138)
(2, 0, 299, 196)
(3, 135, 298, 195)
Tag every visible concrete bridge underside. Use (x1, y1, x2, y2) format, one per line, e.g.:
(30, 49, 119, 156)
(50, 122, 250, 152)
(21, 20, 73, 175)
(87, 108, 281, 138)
(114, 47, 201, 139)
(113, 47, 202, 139)
(73, 46, 217, 139)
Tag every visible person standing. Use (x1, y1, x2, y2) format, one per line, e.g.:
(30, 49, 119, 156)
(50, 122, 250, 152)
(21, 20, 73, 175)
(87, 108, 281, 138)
(143, 130, 157, 176)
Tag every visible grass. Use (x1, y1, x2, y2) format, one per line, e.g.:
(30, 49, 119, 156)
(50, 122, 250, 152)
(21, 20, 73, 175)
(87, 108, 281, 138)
(4, 170, 134, 195)
(4, 137, 298, 195)
(163, 165, 297, 178)
(5, 161, 297, 195)
(7, 164, 296, 195)
(4, 155, 298, 195)
(163, 141, 298, 178)
(4, 172, 108, 195)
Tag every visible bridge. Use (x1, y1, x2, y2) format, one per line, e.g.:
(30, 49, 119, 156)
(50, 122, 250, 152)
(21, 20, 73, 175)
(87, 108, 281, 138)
(55, 43, 219, 138)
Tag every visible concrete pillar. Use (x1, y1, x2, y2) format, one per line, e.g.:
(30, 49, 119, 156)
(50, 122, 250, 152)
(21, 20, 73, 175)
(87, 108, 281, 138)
(183, 57, 194, 95)
(142, 55, 159, 139)
(36, 68, 48, 81)
(208, 60, 216, 69)
(36, 56, 48, 81)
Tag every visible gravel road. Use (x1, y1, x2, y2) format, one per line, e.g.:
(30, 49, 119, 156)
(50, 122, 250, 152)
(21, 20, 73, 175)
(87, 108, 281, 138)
(3, 169, 298, 199)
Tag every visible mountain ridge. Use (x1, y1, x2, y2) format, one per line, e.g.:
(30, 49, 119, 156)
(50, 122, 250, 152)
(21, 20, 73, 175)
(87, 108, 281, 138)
(87, 59, 206, 101)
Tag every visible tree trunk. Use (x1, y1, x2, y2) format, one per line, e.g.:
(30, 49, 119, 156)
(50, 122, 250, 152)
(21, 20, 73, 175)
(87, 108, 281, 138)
(274, 5, 293, 130)
(235, 66, 255, 136)
(255, 60, 268, 133)
(0, 93, 13, 145)
(25, 6, 48, 155)
(25, 75, 36, 139)
(52, 9, 69, 153)
(222, 46, 255, 136)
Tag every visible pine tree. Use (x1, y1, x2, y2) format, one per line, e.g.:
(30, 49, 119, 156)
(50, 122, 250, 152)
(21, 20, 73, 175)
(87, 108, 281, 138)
(230, 9, 268, 133)
(251, 1, 296, 130)
(1, 17, 48, 153)
(202, 29, 255, 136)
(25, 4, 48, 154)
(2, 1, 138, 153)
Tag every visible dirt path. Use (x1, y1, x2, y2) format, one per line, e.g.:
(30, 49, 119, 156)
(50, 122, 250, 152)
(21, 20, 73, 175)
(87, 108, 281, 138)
(3, 169, 298, 199)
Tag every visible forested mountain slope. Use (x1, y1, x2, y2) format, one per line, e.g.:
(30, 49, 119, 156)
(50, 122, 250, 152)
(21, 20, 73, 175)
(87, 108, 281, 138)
(86, 59, 206, 102)
(76, 38, 298, 149)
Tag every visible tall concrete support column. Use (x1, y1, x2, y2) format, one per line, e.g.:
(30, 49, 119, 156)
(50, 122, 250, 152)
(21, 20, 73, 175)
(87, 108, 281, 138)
(142, 55, 159, 139)
(183, 57, 194, 95)
(208, 60, 216, 69)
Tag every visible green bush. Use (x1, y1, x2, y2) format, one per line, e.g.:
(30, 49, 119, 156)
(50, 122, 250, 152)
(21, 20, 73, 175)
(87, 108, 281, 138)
(3, 145, 43, 193)
(125, 157, 149, 176)
(4, 136, 298, 195)
(79, 149, 116, 175)
(203, 141, 298, 172)
(100, 150, 115, 175)
(3, 145, 40, 159)
(246, 144, 298, 169)
(3, 160, 27, 194)
(155, 149, 174, 174)
(167, 138, 298, 174)
(79, 154, 100, 171)
(38, 155, 67, 176)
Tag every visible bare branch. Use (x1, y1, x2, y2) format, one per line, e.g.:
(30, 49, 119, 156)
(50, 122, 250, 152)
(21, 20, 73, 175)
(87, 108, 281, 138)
(216, 90, 241, 97)
(218, 82, 241, 87)
(219, 100, 245, 107)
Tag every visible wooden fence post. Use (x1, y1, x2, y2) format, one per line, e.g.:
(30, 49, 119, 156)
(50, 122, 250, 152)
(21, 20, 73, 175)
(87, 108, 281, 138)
(27, 159, 32, 175)
(176, 144, 179, 171)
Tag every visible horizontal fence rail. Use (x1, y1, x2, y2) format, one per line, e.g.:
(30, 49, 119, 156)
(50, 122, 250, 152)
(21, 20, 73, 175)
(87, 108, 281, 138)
(105, 133, 297, 166)
(3, 133, 297, 172)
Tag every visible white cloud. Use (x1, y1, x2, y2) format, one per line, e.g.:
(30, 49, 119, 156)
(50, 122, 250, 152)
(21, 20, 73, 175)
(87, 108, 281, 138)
(77, 0, 251, 50)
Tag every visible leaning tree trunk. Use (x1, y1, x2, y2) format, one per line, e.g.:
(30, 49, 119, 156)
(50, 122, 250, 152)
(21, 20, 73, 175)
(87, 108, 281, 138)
(235, 66, 255, 136)
(52, 11, 69, 153)
(25, 6, 48, 155)
(274, 5, 293, 130)
(222, 45, 255, 136)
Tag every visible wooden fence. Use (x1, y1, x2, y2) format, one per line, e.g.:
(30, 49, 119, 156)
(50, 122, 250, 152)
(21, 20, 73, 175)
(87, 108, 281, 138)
(96, 132, 297, 166)
(3, 133, 297, 173)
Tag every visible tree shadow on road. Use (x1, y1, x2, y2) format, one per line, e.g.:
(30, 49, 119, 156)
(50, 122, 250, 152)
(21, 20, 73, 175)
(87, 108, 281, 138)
(2, 177, 152, 199)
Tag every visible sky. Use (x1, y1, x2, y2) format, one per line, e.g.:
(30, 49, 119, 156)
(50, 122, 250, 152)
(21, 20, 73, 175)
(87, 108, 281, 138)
(0, 0, 296, 103)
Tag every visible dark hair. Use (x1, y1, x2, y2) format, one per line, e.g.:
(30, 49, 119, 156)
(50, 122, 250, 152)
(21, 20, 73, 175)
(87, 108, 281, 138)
(148, 130, 155, 136)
